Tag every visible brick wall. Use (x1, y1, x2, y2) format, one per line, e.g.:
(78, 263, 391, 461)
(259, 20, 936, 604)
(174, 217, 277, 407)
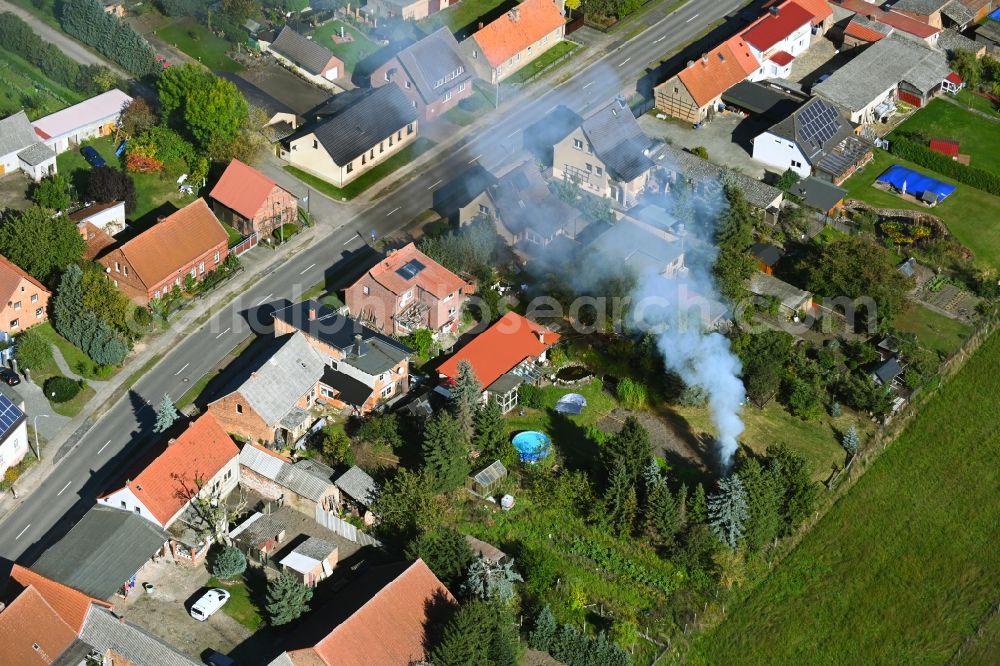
(209, 391, 274, 444)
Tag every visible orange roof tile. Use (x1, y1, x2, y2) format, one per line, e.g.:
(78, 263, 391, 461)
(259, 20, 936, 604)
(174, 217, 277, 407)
(81, 222, 117, 261)
(293, 560, 456, 666)
(101, 413, 239, 526)
(793, 0, 834, 24)
(674, 38, 760, 108)
(8, 565, 109, 633)
(844, 16, 887, 41)
(359, 242, 468, 300)
(437, 311, 560, 389)
(472, 0, 566, 68)
(115, 199, 228, 291)
(210, 159, 289, 221)
(0, 253, 49, 306)
(0, 584, 77, 665)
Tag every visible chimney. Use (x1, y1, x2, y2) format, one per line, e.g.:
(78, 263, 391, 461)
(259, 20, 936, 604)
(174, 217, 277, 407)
(687, 59, 695, 67)
(308, 304, 317, 320)
(509, 7, 519, 20)
(354, 334, 363, 355)
(769, 5, 779, 15)
(478, 21, 484, 29)
(536, 330, 545, 344)
(167, 437, 176, 446)
(701, 52, 708, 62)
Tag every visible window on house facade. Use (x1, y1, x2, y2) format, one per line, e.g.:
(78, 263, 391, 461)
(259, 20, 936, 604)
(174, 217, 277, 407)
(596, 166, 603, 176)
(573, 138, 583, 150)
(30, 294, 37, 303)
(380, 142, 384, 154)
(472, 50, 478, 58)
(791, 160, 802, 168)
(381, 385, 393, 398)
(120, 500, 126, 508)
(190, 267, 197, 279)
(154, 290, 160, 299)
(236, 403, 243, 414)
(346, 163, 354, 173)
(35, 308, 42, 318)
(411, 100, 417, 108)
(405, 80, 412, 89)
(123, 266, 129, 277)
(8, 319, 17, 329)
(12, 301, 20, 311)
(134, 506, 141, 514)
(313, 139, 318, 149)
(406, 124, 414, 135)
(362, 153, 367, 165)
(400, 289, 412, 304)
(214, 251, 220, 263)
(114, 261, 120, 273)
(389, 135, 394, 147)
(585, 163, 593, 172)
(479, 204, 490, 214)
(458, 82, 466, 92)
(362, 285, 370, 295)
(199, 262, 205, 275)
(444, 90, 452, 102)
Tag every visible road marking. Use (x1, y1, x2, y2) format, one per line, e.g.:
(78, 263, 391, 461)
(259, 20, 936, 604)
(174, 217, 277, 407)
(506, 129, 519, 138)
(57, 482, 71, 496)
(685, 12, 699, 22)
(343, 236, 357, 246)
(583, 81, 594, 89)
(654, 35, 667, 43)
(215, 327, 231, 339)
(468, 155, 482, 164)
(619, 57, 631, 67)
(15, 524, 29, 540)
(256, 294, 272, 306)
(174, 363, 188, 376)
(427, 179, 442, 190)
(98, 440, 110, 454)
(386, 207, 400, 216)
(546, 105, 558, 114)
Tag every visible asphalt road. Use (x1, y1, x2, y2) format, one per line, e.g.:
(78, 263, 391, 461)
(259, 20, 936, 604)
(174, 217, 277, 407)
(0, 0, 746, 562)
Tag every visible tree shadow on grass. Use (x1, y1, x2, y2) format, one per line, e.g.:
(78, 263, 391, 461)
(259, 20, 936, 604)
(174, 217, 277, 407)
(547, 410, 599, 475)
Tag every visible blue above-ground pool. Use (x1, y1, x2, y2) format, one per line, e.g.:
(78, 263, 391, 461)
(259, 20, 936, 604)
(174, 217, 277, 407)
(512, 431, 551, 463)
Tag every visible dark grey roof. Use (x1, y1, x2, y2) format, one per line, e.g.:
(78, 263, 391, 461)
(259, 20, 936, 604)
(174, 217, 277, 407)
(231, 332, 327, 426)
(273, 300, 411, 376)
(890, 0, 947, 14)
(432, 164, 497, 219)
(239, 446, 334, 501)
(487, 372, 522, 395)
(937, 28, 979, 57)
(766, 97, 872, 180)
(790, 176, 848, 211)
(33, 506, 169, 599)
(293, 536, 339, 560)
(294, 457, 336, 481)
(270, 26, 339, 76)
(489, 163, 576, 239)
(218, 71, 297, 119)
(976, 21, 1000, 44)
(580, 98, 654, 181)
(721, 81, 807, 119)
(0, 110, 41, 157)
(17, 142, 55, 166)
(657, 144, 784, 210)
(751, 243, 783, 267)
(50, 639, 95, 666)
(334, 465, 377, 506)
(290, 86, 418, 166)
(319, 366, 374, 407)
(81, 607, 198, 666)
(873, 357, 903, 385)
(230, 511, 287, 548)
(940, 0, 974, 26)
(590, 219, 684, 276)
(394, 27, 472, 106)
(749, 272, 812, 311)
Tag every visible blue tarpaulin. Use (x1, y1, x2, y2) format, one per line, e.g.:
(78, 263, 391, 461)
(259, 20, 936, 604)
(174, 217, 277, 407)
(990, 7, 1000, 20)
(876, 164, 957, 203)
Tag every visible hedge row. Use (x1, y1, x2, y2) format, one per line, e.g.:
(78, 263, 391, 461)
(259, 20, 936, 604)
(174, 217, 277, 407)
(60, 0, 157, 77)
(888, 136, 1000, 197)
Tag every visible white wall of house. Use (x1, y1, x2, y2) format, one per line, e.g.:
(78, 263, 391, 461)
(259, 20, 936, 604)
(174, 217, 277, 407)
(752, 131, 812, 178)
(100, 486, 157, 525)
(1, 151, 55, 182)
(0, 420, 28, 478)
(41, 116, 120, 155)
(282, 122, 418, 188)
(79, 201, 126, 234)
(746, 22, 812, 64)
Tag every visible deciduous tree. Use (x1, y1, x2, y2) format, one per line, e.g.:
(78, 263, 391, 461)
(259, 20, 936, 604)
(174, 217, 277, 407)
(30, 173, 72, 211)
(87, 166, 136, 214)
(0, 207, 84, 285)
(370, 468, 437, 540)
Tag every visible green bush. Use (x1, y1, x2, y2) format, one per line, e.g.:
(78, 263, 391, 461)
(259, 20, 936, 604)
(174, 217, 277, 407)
(615, 378, 646, 410)
(14, 330, 52, 370)
(518, 383, 544, 409)
(44, 376, 81, 403)
(1, 453, 36, 490)
(211, 546, 247, 580)
(888, 137, 1000, 196)
(273, 223, 298, 242)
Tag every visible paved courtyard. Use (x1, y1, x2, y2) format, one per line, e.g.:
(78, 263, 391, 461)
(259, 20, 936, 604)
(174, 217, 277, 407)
(639, 113, 768, 178)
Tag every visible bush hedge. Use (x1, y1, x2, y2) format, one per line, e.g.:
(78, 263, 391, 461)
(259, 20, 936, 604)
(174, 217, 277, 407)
(888, 136, 1000, 197)
(44, 376, 81, 403)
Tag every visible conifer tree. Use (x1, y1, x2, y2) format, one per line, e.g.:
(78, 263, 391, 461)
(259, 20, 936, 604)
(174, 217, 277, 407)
(645, 471, 680, 547)
(708, 476, 749, 550)
(689, 483, 708, 524)
(601, 416, 652, 485)
(154, 394, 179, 433)
(461, 557, 523, 604)
(604, 459, 635, 536)
(429, 600, 494, 666)
(450, 360, 482, 442)
(265, 570, 313, 626)
(842, 424, 860, 455)
(737, 458, 783, 550)
(472, 398, 513, 466)
(529, 605, 557, 652)
(422, 412, 470, 492)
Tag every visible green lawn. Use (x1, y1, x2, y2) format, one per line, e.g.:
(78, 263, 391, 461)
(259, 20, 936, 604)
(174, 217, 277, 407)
(892, 302, 971, 358)
(420, 0, 511, 33)
(504, 41, 578, 85)
(898, 98, 1000, 174)
(0, 48, 85, 119)
(156, 18, 243, 72)
(443, 85, 493, 126)
(953, 89, 999, 117)
(283, 137, 435, 200)
(206, 576, 263, 631)
(842, 150, 1000, 270)
(221, 223, 244, 246)
(31, 322, 120, 381)
(697, 328, 1000, 665)
(310, 20, 379, 75)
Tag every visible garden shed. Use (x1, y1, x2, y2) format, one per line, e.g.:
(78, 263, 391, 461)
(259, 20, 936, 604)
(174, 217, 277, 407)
(467, 460, 508, 496)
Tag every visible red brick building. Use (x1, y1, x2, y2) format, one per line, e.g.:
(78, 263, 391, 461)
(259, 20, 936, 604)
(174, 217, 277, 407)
(97, 199, 229, 304)
(370, 27, 473, 121)
(345, 243, 470, 336)
(0, 253, 51, 334)
(210, 159, 298, 240)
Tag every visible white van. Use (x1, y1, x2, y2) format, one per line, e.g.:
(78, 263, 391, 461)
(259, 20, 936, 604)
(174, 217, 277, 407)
(190, 588, 230, 621)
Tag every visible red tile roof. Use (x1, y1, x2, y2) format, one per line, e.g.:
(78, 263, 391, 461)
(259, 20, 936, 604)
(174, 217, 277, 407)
(769, 50, 795, 65)
(945, 71, 962, 84)
(673, 37, 761, 107)
(929, 138, 959, 157)
(437, 311, 560, 389)
(7, 565, 109, 633)
(100, 413, 238, 525)
(360, 242, 468, 299)
(472, 0, 566, 68)
(0, 254, 49, 307)
(291, 560, 456, 666)
(210, 159, 288, 221)
(741, 2, 814, 52)
(834, 0, 940, 38)
(844, 17, 887, 41)
(112, 198, 228, 291)
(0, 584, 78, 665)
(794, 0, 834, 24)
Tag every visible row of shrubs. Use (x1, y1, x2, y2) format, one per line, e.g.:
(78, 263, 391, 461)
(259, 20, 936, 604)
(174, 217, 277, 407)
(888, 135, 1000, 197)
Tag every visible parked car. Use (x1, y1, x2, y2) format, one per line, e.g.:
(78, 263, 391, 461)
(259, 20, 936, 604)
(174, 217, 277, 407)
(0, 368, 20, 386)
(190, 588, 230, 621)
(204, 650, 236, 666)
(81, 146, 106, 168)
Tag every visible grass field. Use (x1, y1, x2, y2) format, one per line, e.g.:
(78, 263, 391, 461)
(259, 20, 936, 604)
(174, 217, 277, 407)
(898, 99, 1000, 174)
(32, 323, 120, 381)
(842, 150, 1000, 270)
(443, 86, 493, 126)
(0, 48, 85, 119)
(893, 302, 971, 358)
(420, 0, 512, 34)
(310, 20, 379, 75)
(697, 328, 1000, 665)
(284, 137, 435, 200)
(505, 41, 578, 85)
(157, 18, 243, 72)
(954, 89, 999, 117)
(206, 576, 263, 631)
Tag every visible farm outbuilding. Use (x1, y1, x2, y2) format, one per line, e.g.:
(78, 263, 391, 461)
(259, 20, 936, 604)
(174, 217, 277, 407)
(467, 460, 508, 496)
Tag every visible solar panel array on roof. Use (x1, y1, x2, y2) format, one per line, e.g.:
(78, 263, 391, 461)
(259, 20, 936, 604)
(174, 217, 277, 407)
(798, 100, 840, 149)
(0, 393, 24, 437)
(396, 259, 426, 280)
